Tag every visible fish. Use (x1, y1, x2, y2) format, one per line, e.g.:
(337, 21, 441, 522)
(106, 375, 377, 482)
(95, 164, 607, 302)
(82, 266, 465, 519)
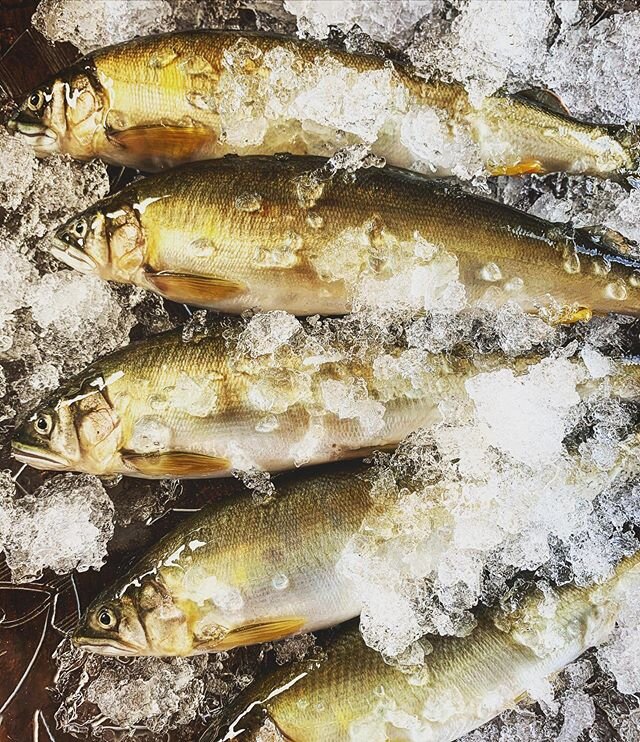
(202, 549, 640, 742)
(7, 30, 639, 178)
(10, 319, 473, 478)
(72, 461, 378, 656)
(50, 154, 640, 320)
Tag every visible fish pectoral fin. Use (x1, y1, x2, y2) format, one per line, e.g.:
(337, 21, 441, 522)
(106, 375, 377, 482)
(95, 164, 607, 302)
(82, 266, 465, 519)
(122, 451, 231, 477)
(106, 124, 213, 163)
(513, 87, 571, 116)
(144, 270, 245, 303)
(489, 158, 546, 176)
(206, 617, 307, 650)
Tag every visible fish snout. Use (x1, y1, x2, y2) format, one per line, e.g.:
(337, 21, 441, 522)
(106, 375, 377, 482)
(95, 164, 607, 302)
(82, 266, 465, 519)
(6, 110, 59, 154)
(49, 232, 99, 274)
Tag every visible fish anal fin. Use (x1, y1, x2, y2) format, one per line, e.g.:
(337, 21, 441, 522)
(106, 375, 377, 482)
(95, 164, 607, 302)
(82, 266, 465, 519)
(144, 271, 245, 304)
(490, 158, 546, 176)
(206, 617, 307, 650)
(514, 87, 571, 116)
(549, 305, 593, 325)
(106, 124, 214, 165)
(123, 451, 230, 478)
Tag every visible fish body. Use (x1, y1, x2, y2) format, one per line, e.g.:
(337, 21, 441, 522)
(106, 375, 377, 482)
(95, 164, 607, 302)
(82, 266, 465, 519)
(53, 155, 640, 319)
(11, 320, 465, 478)
(205, 550, 640, 742)
(8, 31, 639, 178)
(72, 461, 375, 656)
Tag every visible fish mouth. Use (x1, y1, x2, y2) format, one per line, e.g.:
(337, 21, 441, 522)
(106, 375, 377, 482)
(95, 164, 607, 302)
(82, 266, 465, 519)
(50, 236, 98, 274)
(7, 117, 59, 155)
(11, 442, 70, 471)
(72, 633, 141, 656)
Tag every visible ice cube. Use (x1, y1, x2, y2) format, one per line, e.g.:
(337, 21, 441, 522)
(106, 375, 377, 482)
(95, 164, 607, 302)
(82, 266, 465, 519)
(284, 0, 434, 45)
(544, 10, 640, 122)
(32, 0, 175, 53)
(238, 311, 302, 357)
(410, 0, 555, 104)
(320, 377, 386, 436)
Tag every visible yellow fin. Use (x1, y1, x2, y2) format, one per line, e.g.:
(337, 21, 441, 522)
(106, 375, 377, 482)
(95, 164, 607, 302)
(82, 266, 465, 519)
(490, 158, 546, 176)
(144, 271, 245, 304)
(210, 617, 307, 650)
(106, 124, 214, 165)
(551, 306, 593, 325)
(123, 451, 230, 478)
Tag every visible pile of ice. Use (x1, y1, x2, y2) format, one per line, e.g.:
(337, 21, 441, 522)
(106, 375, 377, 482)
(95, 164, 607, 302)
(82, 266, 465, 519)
(31, 0, 246, 53)
(53, 632, 314, 737)
(0, 131, 135, 379)
(0, 472, 113, 582)
(284, 0, 434, 45)
(338, 346, 640, 658)
(410, 0, 556, 106)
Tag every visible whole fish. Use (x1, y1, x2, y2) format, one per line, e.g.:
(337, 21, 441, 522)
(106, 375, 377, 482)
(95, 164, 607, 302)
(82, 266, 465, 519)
(203, 550, 640, 742)
(51, 155, 640, 319)
(73, 461, 377, 656)
(7, 30, 639, 178)
(11, 320, 467, 478)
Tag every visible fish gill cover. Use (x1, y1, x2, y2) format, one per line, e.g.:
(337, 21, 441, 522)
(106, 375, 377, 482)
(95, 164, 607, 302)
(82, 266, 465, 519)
(2, 0, 640, 740)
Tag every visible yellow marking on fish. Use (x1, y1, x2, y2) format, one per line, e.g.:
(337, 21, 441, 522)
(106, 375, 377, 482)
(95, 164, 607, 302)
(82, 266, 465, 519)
(550, 306, 593, 325)
(490, 158, 546, 176)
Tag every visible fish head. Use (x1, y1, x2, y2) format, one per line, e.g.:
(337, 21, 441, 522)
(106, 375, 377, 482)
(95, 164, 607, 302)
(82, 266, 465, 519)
(12, 375, 122, 474)
(73, 592, 148, 656)
(52, 201, 146, 284)
(7, 67, 104, 159)
(74, 575, 192, 656)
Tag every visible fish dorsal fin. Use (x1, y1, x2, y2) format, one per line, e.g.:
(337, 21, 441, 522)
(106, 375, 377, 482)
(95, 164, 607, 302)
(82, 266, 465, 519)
(122, 451, 231, 478)
(203, 617, 306, 650)
(514, 87, 571, 116)
(106, 124, 214, 167)
(144, 270, 245, 304)
(580, 225, 640, 258)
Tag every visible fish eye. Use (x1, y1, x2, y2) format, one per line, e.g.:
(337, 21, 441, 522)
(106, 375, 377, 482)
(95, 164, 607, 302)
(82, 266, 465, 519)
(33, 413, 52, 436)
(97, 606, 117, 628)
(27, 90, 44, 111)
(74, 220, 87, 238)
